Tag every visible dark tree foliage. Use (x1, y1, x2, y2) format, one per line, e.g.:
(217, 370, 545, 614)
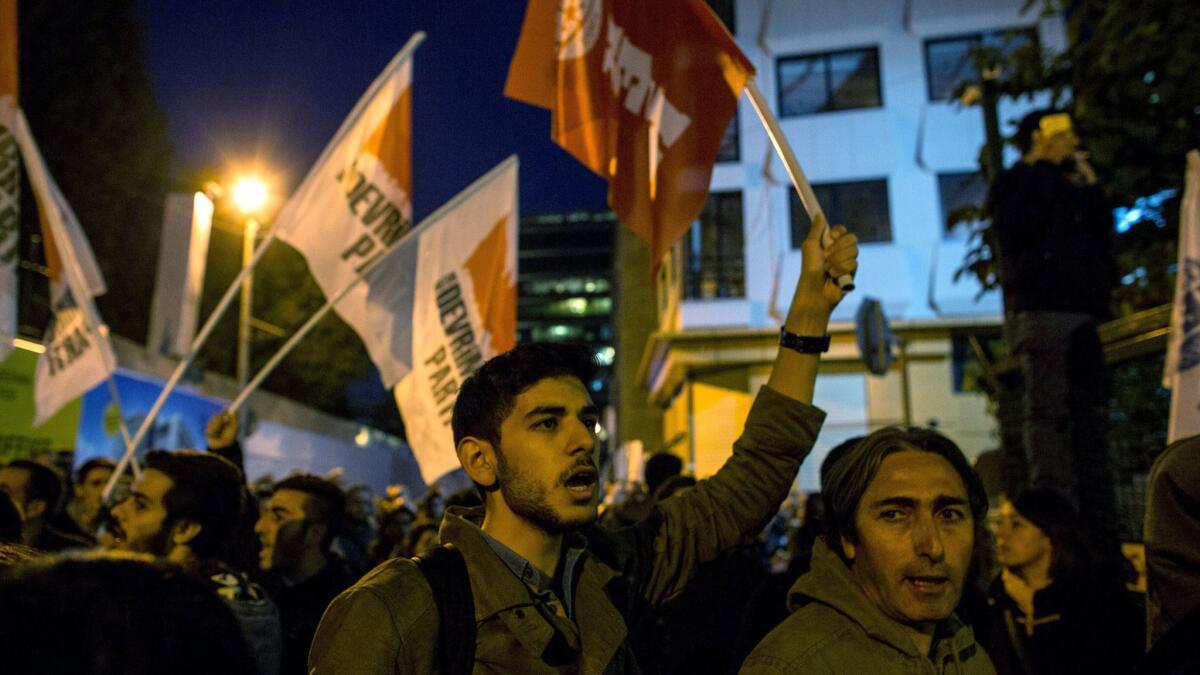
(954, 0, 1200, 317)
(17, 0, 170, 342)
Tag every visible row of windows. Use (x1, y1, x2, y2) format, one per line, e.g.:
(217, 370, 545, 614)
(775, 27, 1038, 117)
(713, 27, 1037, 164)
(683, 173, 988, 299)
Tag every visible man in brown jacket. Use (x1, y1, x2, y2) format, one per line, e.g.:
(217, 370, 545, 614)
(742, 428, 995, 674)
(309, 217, 857, 673)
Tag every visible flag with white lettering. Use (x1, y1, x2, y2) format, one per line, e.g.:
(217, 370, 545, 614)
(505, 0, 754, 269)
(9, 110, 115, 425)
(1166, 150, 1200, 443)
(0, 0, 20, 362)
(274, 40, 418, 385)
(378, 157, 517, 484)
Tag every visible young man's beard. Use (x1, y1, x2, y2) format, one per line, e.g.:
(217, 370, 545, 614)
(494, 449, 595, 535)
(140, 519, 179, 558)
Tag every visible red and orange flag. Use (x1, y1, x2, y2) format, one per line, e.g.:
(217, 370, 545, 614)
(506, 0, 754, 270)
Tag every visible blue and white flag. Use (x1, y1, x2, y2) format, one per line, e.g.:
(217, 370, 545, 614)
(1166, 150, 1200, 443)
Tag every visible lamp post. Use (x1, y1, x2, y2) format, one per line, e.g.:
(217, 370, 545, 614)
(231, 177, 268, 403)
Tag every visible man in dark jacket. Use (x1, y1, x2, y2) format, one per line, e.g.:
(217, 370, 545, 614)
(255, 474, 352, 675)
(309, 217, 858, 672)
(111, 450, 282, 675)
(0, 459, 93, 551)
(986, 109, 1117, 529)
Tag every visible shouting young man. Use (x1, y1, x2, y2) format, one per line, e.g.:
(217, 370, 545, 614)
(310, 218, 857, 673)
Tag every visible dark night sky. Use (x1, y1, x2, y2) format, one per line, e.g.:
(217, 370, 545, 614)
(135, 0, 607, 221)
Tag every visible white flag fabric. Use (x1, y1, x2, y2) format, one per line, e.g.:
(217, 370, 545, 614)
(275, 36, 421, 387)
(383, 157, 518, 484)
(1166, 149, 1200, 443)
(0, 97, 17, 364)
(11, 110, 116, 425)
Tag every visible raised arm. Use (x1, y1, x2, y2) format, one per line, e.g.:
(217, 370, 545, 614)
(633, 215, 857, 605)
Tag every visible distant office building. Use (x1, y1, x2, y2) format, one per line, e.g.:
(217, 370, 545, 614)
(641, 0, 1063, 488)
(518, 211, 616, 409)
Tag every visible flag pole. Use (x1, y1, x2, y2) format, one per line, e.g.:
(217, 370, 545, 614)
(227, 155, 519, 413)
(101, 228, 278, 500)
(743, 79, 855, 291)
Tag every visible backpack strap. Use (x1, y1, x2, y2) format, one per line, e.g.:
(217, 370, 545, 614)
(413, 544, 476, 675)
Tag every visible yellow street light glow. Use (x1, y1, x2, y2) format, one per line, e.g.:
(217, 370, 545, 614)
(13, 337, 45, 354)
(231, 176, 269, 215)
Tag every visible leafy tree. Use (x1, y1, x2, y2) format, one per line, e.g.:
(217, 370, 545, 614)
(17, 0, 170, 341)
(954, 0, 1200, 317)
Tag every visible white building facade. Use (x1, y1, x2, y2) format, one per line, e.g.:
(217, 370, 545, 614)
(639, 0, 1065, 488)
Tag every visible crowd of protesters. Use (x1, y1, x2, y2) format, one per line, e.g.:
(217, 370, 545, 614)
(0, 130, 1196, 674)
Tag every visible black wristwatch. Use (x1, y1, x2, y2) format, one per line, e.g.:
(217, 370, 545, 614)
(779, 328, 831, 354)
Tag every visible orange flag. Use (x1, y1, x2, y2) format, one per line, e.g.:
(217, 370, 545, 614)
(506, 0, 754, 270)
(0, 0, 15, 103)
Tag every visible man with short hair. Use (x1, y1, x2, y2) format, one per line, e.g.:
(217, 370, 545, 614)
(310, 217, 857, 672)
(67, 457, 116, 536)
(111, 450, 281, 675)
(0, 459, 93, 551)
(743, 428, 995, 673)
(255, 474, 352, 675)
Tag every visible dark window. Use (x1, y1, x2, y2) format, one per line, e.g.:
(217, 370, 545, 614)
(790, 180, 891, 245)
(684, 191, 745, 299)
(777, 48, 882, 117)
(704, 0, 735, 33)
(937, 171, 988, 235)
(716, 110, 739, 163)
(924, 27, 1039, 101)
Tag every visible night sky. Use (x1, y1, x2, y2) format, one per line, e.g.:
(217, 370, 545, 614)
(135, 0, 607, 221)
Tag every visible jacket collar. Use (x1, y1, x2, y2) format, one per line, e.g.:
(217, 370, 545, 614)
(439, 507, 628, 673)
(789, 539, 978, 662)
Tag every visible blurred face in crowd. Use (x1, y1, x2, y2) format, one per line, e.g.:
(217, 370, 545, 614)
(995, 500, 1052, 575)
(111, 469, 175, 556)
(491, 375, 601, 534)
(0, 467, 34, 519)
(77, 466, 114, 518)
(255, 488, 315, 572)
(843, 451, 974, 636)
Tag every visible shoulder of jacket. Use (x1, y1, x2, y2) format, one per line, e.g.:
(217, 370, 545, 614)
(746, 602, 865, 670)
(335, 557, 438, 631)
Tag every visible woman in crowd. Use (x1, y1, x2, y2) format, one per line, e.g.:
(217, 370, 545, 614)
(980, 487, 1142, 675)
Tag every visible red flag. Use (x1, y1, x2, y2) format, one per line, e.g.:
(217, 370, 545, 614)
(0, 0, 15, 103)
(506, 0, 754, 270)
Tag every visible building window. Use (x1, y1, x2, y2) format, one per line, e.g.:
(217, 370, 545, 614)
(790, 179, 891, 245)
(924, 27, 1039, 102)
(777, 48, 882, 117)
(716, 111, 739, 163)
(704, 0, 735, 33)
(937, 171, 988, 236)
(684, 191, 745, 299)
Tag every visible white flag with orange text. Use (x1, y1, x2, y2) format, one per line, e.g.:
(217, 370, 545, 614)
(1, 0, 20, 363)
(380, 157, 518, 484)
(9, 110, 115, 425)
(274, 36, 421, 386)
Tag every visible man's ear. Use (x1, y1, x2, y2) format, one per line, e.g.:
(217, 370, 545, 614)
(303, 521, 328, 549)
(841, 536, 857, 563)
(457, 437, 498, 489)
(24, 498, 46, 521)
(172, 520, 202, 547)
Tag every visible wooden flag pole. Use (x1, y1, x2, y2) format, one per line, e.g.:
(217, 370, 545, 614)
(743, 78, 855, 291)
(101, 228, 280, 500)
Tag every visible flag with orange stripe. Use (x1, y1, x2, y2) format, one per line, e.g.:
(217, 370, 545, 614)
(274, 39, 419, 382)
(367, 157, 517, 484)
(506, 0, 754, 270)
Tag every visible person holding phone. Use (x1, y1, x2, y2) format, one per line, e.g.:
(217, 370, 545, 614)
(984, 110, 1118, 545)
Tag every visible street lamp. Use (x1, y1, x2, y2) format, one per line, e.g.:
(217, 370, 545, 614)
(232, 176, 268, 402)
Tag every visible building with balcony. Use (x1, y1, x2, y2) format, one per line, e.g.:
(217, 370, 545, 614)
(638, 0, 1064, 489)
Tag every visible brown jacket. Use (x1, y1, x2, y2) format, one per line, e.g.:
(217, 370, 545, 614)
(742, 540, 995, 675)
(309, 386, 824, 673)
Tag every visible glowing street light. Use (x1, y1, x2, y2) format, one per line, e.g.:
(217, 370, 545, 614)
(231, 176, 269, 216)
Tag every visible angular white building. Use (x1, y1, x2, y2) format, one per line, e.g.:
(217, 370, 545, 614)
(638, 0, 1064, 489)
